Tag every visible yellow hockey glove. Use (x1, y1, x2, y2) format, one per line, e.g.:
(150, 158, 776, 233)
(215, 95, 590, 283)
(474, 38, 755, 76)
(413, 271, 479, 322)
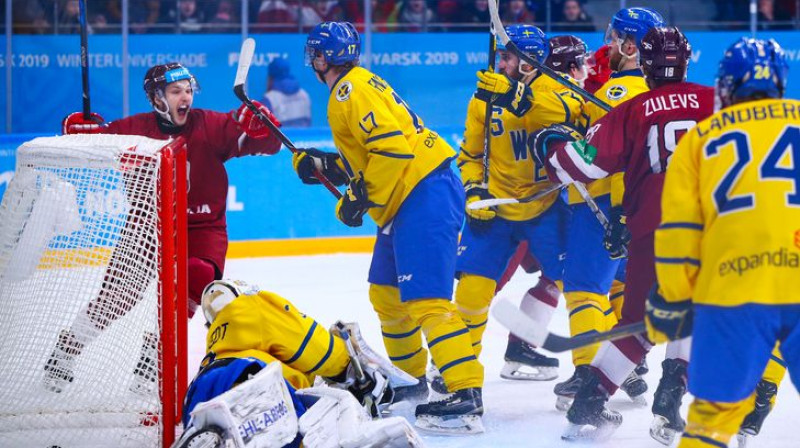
(464, 182, 496, 230)
(475, 70, 533, 117)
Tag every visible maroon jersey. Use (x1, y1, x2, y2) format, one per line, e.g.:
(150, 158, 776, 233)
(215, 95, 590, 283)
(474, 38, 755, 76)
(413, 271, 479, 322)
(103, 109, 280, 272)
(545, 82, 714, 238)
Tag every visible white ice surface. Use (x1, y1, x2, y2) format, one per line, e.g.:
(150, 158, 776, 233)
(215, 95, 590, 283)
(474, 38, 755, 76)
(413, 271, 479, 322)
(187, 254, 799, 448)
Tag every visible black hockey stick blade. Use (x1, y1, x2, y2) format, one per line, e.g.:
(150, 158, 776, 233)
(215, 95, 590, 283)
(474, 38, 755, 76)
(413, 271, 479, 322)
(487, 0, 611, 113)
(492, 298, 645, 353)
(233, 38, 342, 199)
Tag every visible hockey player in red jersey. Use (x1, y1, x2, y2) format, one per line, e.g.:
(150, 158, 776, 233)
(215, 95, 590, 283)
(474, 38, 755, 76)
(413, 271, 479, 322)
(45, 63, 281, 394)
(530, 27, 715, 441)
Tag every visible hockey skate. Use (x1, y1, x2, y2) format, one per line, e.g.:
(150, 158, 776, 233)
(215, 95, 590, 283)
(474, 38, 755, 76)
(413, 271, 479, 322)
(620, 370, 648, 406)
(130, 331, 159, 396)
(426, 364, 449, 398)
(554, 365, 592, 411)
(635, 357, 649, 376)
(390, 376, 429, 405)
(562, 367, 622, 442)
(414, 387, 484, 435)
(500, 334, 559, 381)
(650, 359, 687, 446)
(43, 329, 83, 393)
(736, 380, 778, 447)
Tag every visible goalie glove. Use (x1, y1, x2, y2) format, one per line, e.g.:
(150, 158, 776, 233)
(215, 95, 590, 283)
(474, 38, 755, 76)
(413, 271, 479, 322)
(645, 285, 693, 344)
(464, 182, 496, 230)
(475, 70, 533, 117)
(292, 148, 349, 186)
(235, 101, 281, 139)
(604, 206, 631, 259)
(62, 112, 106, 135)
(297, 387, 424, 448)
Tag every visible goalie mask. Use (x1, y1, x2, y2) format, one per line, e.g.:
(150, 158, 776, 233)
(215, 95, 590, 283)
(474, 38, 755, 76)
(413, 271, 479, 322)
(143, 62, 200, 126)
(201, 279, 254, 325)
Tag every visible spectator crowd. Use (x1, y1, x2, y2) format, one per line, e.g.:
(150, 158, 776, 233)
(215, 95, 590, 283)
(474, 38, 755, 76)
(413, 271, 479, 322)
(8, 0, 799, 34)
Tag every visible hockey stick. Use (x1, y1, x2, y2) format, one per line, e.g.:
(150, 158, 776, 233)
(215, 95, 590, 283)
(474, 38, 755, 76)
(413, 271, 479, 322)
(481, 23, 498, 186)
(334, 321, 382, 418)
(492, 298, 645, 352)
(572, 181, 627, 257)
(78, 0, 92, 119)
(233, 38, 342, 199)
(467, 182, 564, 209)
(487, 0, 611, 113)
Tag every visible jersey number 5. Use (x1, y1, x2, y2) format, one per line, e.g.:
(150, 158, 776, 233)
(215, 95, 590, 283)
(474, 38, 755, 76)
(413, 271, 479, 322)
(706, 126, 800, 214)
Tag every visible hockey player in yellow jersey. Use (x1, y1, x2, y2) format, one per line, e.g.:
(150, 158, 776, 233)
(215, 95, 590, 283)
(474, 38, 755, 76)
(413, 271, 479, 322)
(453, 25, 580, 385)
(291, 22, 484, 434)
(647, 37, 800, 448)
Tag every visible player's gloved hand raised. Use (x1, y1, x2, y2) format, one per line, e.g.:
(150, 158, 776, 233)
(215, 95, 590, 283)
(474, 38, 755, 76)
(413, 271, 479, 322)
(475, 70, 533, 117)
(529, 123, 584, 169)
(235, 101, 281, 139)
(645, 285, 693, 344)
(336, 175, 377, 228)
(62, 112, 106, 135)
(292, 148, 349, 186)
(464, 182, 496, 230)
(604, 206, 631, 259)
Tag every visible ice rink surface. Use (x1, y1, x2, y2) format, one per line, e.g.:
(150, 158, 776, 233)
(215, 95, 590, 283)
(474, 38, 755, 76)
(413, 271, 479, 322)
(187, 254, 799, 448)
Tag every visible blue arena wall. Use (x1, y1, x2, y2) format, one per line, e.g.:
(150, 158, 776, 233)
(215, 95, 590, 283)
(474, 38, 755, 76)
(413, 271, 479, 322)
(2, 31, 800, 254)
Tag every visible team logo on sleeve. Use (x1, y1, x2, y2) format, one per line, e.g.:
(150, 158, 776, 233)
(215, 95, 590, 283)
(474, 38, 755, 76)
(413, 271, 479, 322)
(606, 85, 627, 101)
(336, 81, 353, 102)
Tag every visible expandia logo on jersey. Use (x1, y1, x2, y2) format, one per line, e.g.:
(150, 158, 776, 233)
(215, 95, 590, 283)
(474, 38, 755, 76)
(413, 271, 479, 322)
(718, 247, 800, 277)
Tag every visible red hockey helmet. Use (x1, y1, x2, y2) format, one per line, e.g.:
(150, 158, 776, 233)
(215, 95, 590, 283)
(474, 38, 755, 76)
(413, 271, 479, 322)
(639, 26, 691, 84)
(545, 35, 588, 74)
(143, 62, 200, 105)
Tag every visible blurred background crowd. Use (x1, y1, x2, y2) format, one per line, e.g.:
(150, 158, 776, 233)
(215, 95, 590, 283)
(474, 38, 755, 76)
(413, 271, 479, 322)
(4, 0, 799, 34)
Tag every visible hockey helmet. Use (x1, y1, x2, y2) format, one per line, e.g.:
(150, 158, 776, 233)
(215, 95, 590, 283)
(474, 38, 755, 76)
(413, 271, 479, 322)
(545, 35, 588, 74)
(201, 279, 255, 325)
(605, 7, 665, 47)
(305, 21, 361, 67)
(500, 24, 549, 65)
(639, 26, 692, 84)
(716, 37, 788, 108)
(143, 62, 199, 105)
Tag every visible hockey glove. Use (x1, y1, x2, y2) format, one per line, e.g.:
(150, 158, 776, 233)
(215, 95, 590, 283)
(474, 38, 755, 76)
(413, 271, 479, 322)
(475, 70, 533, 117)
(292, 147, 349, 186)
(464, 182, 496, 230)
(336, 176, 376, 228)
(62, 112, 106, 135)
(528, 123, 584, 169)
(645, 285, 693, 344)
(604, 206, 631, 259)
(235, 101, 281, 139)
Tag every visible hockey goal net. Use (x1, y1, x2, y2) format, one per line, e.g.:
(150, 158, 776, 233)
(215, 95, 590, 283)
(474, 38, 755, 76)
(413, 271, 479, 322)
(0, 134, 188, 447)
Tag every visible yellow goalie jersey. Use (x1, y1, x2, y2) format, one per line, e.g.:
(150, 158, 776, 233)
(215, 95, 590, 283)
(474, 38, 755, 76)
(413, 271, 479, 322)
(568, 69, 649, 204)
(458, 73, 584, 221)
(327, 66, 456, 227)
(657, 98, 800, 307)
(206, 290, 349, 390)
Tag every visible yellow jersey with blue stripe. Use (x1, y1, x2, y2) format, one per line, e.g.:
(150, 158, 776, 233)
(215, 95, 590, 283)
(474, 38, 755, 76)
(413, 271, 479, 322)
(458, 73, 584, 221)
(206, 290, 349, 390)
(327, 66, 456, 227)
(657, 98, 800, 307)
(568, 69, 650, 204)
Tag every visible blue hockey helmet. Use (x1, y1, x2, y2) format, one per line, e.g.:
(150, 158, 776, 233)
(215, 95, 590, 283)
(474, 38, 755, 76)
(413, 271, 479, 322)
(500, 24, 549, 65)
(605, 7, 665, 47)
(716, 38, 788, 108)
(305, 21, 361, 67)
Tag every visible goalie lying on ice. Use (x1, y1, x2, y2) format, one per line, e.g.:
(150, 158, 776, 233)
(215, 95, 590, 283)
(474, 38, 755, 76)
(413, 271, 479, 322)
(175, 279, 423, 448)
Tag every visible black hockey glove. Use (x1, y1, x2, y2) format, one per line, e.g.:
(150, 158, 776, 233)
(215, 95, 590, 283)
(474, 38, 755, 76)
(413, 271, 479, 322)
(645, 285, 693, 344)
(292, 147, 349, 186)
(464, 182, 496, 231)
(336, 176, 377, 228)
(475, 70, 533, 117)
(528, 123, 584, 169)
(604, 206, 631, 259)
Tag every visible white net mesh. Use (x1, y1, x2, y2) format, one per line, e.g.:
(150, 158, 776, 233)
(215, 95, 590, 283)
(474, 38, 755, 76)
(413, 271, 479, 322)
(0, 134, 176, 448)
